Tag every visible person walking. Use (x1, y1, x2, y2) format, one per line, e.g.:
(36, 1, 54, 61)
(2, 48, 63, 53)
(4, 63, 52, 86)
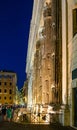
(0, 105, 2, 122)
(6, 106, 12, 122)
(2, 105, 7, 121)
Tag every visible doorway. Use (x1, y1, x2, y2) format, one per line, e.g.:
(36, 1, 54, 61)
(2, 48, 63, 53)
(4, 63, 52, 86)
(73, 87, 77, 127)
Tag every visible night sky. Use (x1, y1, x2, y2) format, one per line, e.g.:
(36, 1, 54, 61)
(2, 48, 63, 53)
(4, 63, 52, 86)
(0, 0, 33, 90)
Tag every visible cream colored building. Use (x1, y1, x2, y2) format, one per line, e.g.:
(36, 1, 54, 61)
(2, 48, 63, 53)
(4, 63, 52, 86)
(26, 0, 77, 126)
(62, 0, 77, 127)
(0, 70, 17, 105)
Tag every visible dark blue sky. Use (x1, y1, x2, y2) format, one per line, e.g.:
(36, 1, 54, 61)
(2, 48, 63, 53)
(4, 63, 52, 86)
(0, 0, 33, 90)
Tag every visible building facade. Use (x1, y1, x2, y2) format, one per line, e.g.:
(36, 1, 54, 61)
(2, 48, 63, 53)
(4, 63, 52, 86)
(26, 0, 62, 114)
(62, 0, 77, 127)
(0, 71, 17, 105)
(26, 0, 77, 127)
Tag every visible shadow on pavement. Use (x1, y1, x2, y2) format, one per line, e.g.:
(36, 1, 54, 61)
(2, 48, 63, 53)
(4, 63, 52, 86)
(0, 121, 76, 130)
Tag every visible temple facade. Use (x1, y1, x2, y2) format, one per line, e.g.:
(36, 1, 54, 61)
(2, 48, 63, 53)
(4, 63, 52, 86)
(26, 0, 62, 114)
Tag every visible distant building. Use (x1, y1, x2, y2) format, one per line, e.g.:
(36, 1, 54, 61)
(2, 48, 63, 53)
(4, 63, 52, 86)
(0, 70, 17, 105)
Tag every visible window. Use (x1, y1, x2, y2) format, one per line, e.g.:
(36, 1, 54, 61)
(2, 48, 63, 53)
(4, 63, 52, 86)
(4, 97, 6, 100)
(9, 96, 12, 100)
(4, 82, 7, 85)
(72, 68, 77, 80)
(0, 89, 1, 93)
(73, 9, 77, 36)
(0, 82, 1, 85)
(9, 89, 12, 94)
(4, 89, 7, 93)
(10, 82, 12, 86)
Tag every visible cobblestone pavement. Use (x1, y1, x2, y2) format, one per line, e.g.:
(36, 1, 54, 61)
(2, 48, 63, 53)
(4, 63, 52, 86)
(0, 121, 76, 130)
